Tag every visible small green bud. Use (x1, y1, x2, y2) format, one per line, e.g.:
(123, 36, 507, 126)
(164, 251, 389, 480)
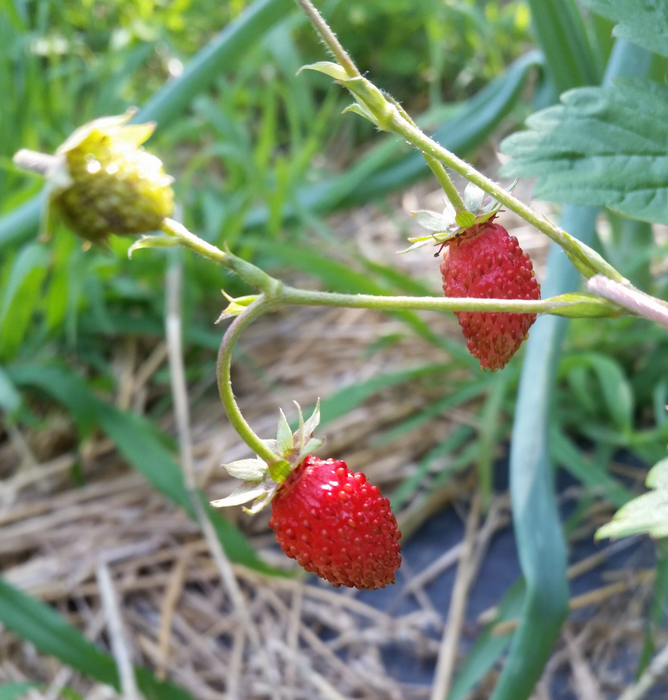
(48, 109, 174, 245)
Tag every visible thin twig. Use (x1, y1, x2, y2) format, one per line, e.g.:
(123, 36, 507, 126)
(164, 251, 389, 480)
(95, 563, 141, 700)
(156, 555, 187, 680)
(430, 493, 481, 700)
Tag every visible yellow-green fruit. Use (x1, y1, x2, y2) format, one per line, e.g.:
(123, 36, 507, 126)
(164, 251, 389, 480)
(50, 111, 174, 245)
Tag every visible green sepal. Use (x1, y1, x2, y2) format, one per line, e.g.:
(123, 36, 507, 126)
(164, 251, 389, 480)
(268, 459, 292, 483)
(455, 211, 476, 229)
(128, 235, 179, 258)
(297, 61, 350, 81)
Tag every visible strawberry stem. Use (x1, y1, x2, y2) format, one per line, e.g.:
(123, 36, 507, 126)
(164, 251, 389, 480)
(293, 0, 360, 79)
(216, 296, 283, 465)
(293, 0, 626, 285)
(158, 221, 624, 318)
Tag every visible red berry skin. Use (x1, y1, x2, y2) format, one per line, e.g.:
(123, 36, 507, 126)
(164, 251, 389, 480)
(441, 221, 541, 371)
(269, 456, 402, 589)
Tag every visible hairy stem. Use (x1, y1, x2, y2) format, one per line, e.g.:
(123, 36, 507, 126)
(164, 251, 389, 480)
(280, 286, 620, 318)
(216, 297, 282, 464)
(292, 0, 360, 78)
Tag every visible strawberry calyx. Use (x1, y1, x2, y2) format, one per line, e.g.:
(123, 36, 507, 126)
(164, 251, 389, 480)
(211, 401, 323, 514)
(400, 179, 518, 254)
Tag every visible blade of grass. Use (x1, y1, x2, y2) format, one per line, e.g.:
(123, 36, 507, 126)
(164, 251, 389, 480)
(0, 0, 293, 251)
(0, 684, 39, 700)
(448, 580, 525, 700)
(637, 540, 668, 676)
(489, 206, 596, 700)
(550, 427, 633, 508)
(392, 425, 474, 511)
(0, 577, 193, 700)
(528, 0, 600, 92)
(489, 39, 652, 700)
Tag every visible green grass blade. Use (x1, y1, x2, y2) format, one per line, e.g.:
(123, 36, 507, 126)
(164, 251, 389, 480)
(0, 365, 21, 414)
(449, 579, 525, 700)
(0, 242, 49, 360)
(8, 364, 283, 577)
(0, 0, 292, 252)
(0, 683, 39, 700)
(136, 0, 291, 128)
(528, 0, 600, 92)
(392, 425, 474, 511)
(0, 577, 193, 700)
(550, 428, 633, 508)
(486, 37, 650, 700)
(489, 207, 598, 700)
(637, 540, 668, 675)
(316, 363, 452, 427)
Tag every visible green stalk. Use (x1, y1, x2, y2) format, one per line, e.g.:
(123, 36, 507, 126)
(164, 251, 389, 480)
(159, 220, 622, 318)
(281, 286, 618, 317)
(216, 297, 282, 464)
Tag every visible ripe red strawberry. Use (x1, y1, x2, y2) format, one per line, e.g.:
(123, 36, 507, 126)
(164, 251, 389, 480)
(268, 455, 401, 589)
(441, 219, 540, 371)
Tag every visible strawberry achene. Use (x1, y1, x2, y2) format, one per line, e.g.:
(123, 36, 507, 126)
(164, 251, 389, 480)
(269, 455, 401, 589)
(441, 220, 540, 370)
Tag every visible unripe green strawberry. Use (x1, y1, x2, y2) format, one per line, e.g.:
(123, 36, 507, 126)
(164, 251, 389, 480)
(50, 111, 174, 245)
(441, 220, 540, 371)
(269, 455, 401, 589)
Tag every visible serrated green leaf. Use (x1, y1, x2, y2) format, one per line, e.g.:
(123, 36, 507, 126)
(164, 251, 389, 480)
(501, 79, 668, 224)
(583, 0, 668, 59)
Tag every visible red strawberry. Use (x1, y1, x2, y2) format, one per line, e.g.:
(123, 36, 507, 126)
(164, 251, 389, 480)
(440, 219, 540, 371)
(268, 455, 401, 589)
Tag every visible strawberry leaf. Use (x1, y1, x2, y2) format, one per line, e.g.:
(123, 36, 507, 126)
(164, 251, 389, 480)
(596, 457, 668, 540)
(583, 0, 668, 59)
(501, 79, 668, 224)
